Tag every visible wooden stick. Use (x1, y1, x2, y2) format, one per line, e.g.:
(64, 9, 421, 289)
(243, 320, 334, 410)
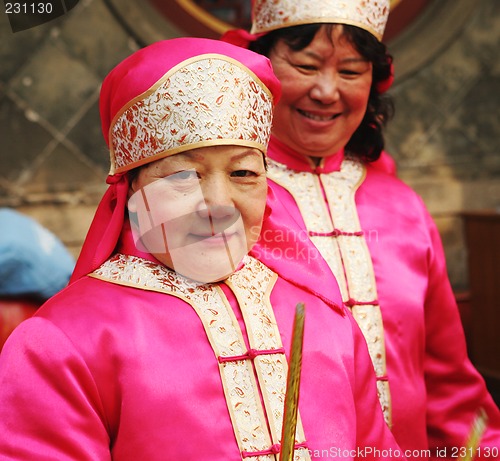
(280, 303, 306, 461)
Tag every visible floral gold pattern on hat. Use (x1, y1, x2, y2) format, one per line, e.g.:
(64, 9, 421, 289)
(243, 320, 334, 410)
(109, 54, 274, 175)
(251, 0, 390, 41)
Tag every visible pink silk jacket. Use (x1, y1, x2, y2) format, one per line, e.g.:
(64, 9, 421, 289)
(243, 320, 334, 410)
(265, 135, 500, 459)
(0, 228, 403, 460)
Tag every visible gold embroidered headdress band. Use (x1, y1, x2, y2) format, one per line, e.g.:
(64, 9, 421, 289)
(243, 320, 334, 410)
(250, 0, 391, 42)
(100, 38, 281, 175)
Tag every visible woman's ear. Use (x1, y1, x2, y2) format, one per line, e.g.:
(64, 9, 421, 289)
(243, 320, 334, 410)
(264, 185, 272, 220)
(127, 171, 139, 211)
(127, 191, 137, 213)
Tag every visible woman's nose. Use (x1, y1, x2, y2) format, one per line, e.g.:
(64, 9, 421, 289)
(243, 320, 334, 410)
(309, 73, 339, 104)
(197, 178, 236, 220)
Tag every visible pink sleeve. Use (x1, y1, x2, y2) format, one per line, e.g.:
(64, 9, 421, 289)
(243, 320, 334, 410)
(350, 313, 407, 460)
(0, 318, 111, 460)
(422, 208, 500, 459)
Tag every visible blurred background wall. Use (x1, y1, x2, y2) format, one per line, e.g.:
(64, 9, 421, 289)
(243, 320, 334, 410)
(0, 0, 499, 292)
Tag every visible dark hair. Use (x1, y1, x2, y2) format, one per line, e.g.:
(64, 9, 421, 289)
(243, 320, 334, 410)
(250, 24, 394, 162)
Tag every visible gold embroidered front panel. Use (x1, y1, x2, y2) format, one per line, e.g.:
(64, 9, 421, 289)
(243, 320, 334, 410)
(91, 254, 311, 460)
(226, 259, 310, 460)
(268, 159, 392, 426)
(266, 161, 348, 297)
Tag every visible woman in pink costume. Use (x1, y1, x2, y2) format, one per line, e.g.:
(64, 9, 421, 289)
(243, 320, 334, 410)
(223, 0, 500, 458)
(0, 38, 403, 460)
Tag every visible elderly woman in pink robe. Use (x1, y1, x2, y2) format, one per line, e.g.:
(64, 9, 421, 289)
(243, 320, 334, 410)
(0, 38, 403, 460)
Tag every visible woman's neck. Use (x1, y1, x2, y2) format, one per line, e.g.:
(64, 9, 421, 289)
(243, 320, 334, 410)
(310, 156, 323, 167)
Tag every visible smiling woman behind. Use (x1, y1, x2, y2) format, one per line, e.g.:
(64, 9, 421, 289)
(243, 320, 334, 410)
(0, 37, 403, 460)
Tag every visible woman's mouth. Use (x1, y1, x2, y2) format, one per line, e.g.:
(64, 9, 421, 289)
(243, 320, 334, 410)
(191, 230, 237, 244)
(297, 109, 340, 122)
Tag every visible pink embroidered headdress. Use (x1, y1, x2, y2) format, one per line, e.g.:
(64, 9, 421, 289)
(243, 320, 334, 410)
(222, 0, 394, 92)
(71, 38, 279, 282)
(251, 0, 390, 41)
(69, 37, 343, 312)
(102, 40, 279, 175)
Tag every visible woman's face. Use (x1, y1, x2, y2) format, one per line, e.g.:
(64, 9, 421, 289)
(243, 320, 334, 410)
(128, 145, 267, 283)
(269, 25, 373, 159)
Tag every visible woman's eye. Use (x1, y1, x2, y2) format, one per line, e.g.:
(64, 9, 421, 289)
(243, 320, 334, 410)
(231, 170, 256, 178)
(295, 64, 317, 72)
(340, 70, 361, 76)
(168, 170, 198, 181)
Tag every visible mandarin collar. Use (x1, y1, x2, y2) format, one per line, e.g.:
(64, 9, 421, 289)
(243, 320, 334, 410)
(267, 135, 345, 174)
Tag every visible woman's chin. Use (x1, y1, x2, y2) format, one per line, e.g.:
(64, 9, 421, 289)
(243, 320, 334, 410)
(168, 245, 247, 284)
(175, 263, 237, 284)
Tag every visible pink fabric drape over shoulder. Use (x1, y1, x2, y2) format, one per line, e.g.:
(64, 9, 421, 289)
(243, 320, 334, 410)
(0, 228, 404, 460)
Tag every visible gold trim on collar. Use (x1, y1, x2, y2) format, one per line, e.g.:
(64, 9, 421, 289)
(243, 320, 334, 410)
(91, 254, 311, 459)
(268, 158, 392, 426)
